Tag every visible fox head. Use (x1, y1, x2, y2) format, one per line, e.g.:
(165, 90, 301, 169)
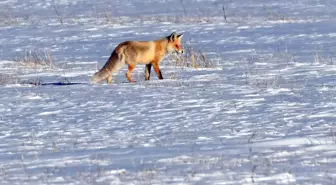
(167, 32, 183, 54)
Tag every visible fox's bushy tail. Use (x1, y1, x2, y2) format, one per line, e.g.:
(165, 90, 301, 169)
(91, 51, 125, 84)
(91, 68, 109, 84)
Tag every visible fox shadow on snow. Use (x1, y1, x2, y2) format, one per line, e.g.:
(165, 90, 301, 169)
(40, 82, 87, 86)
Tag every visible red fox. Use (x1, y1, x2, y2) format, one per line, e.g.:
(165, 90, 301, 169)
(92, 32, 183, 84)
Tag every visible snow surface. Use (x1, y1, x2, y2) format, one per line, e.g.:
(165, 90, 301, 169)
(0, 0, 336, 184)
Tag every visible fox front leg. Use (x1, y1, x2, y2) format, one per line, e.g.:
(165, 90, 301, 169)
(145, 64, 152, 80)
(152, 62, 163, 80)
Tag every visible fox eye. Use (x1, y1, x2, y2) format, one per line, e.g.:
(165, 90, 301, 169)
(175, 44, 179, 48)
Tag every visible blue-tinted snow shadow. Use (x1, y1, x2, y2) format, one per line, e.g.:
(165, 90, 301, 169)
(40, 82, 88, 86)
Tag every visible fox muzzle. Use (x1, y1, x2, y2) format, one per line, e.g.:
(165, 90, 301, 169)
(177, 50, 183, 54)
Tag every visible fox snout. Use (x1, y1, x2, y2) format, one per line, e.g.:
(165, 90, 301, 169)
(173, 48, 183, 54)
(173, 49, 183, 54)
(168, 46, 184, 54)
(174, 46, 184, 54)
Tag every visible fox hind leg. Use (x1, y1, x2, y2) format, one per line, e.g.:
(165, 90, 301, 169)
(126, 64, 136, 83)
(107, 75, 112, 84)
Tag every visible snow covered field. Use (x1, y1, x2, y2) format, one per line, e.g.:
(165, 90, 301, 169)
(0, 0, 336, 184)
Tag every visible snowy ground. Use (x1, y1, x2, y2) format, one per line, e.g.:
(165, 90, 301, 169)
(0, 0, 336, 184)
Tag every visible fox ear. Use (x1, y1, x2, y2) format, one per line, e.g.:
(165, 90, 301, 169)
(169, 32, 177, 41)
(177, 34, 183, 40)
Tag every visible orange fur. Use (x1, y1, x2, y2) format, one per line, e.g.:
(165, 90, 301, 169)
(92, 32, 183, 84)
